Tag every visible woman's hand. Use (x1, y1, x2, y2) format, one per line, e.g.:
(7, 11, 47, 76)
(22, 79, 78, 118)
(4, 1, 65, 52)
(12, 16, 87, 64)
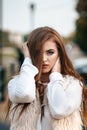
(52, 58, 61, 73)
(22, 43, 30, 58)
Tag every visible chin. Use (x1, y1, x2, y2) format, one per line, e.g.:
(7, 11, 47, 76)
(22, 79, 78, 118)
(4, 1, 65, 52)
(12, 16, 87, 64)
(42, 69, 51, 73)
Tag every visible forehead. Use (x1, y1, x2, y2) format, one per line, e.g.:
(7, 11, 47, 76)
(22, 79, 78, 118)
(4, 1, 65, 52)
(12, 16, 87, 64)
(43, 40, 57, 51)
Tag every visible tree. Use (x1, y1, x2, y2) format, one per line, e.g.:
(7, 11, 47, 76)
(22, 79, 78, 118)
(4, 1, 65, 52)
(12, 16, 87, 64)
(75, 0, 87, 53)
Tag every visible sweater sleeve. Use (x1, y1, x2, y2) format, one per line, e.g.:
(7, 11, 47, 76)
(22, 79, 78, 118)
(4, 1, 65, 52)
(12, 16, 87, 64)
(8, 57, 38, 103)
(47, 72, 82, 119)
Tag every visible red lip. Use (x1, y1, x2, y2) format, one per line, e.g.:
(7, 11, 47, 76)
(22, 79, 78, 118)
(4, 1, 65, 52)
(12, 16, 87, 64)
(42, 64, 48, 66)
(42, 64, 48, 68)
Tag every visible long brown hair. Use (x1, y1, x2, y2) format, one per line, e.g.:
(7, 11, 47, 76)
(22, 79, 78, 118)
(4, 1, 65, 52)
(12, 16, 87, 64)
(8, 26, 86, 122)
(27, 26, 82, 80)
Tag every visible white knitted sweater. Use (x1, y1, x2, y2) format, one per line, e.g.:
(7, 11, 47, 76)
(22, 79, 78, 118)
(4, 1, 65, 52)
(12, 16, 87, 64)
(8, 58, 83, 130)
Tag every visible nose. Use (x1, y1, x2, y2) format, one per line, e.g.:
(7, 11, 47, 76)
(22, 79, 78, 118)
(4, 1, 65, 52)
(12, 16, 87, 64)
(43, 54, 47, 62)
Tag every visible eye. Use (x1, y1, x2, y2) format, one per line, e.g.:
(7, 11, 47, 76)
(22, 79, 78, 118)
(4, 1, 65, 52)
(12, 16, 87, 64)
(46, 49, 54, 55)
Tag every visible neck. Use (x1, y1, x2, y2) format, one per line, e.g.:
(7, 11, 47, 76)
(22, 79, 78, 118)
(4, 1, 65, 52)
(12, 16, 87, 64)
(40, 72, 50, 83)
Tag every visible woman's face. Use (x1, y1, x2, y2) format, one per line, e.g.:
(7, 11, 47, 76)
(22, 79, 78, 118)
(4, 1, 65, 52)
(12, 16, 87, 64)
(42, 39, 59, 73)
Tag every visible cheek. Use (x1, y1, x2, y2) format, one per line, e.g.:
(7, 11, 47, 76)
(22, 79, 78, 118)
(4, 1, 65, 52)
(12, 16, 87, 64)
(51, 60, 56, 68)
(50, 55, 58, 67)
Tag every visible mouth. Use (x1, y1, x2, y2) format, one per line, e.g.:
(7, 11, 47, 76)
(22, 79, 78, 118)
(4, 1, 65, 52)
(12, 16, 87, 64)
(42, 64, 49, 69)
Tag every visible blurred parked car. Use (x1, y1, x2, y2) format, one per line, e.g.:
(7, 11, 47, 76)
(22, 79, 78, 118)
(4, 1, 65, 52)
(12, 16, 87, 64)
(73, 57, 87, 85)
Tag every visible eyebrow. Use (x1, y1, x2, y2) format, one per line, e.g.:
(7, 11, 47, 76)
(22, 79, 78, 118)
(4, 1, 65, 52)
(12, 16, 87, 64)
(46, 49, 55, 51)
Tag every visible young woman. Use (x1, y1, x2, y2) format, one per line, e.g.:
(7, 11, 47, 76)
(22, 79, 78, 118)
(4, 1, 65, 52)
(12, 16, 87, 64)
(8, 26, 83, 130)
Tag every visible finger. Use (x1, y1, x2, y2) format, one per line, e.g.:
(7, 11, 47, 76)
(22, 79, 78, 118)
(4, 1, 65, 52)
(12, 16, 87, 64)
(52, 58, 61, 73)
(57, 57, 60, 63)
(22, 44, 31, 58)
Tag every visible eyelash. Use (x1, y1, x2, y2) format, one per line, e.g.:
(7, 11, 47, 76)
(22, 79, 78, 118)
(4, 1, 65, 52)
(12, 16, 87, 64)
(46, 51, 54, 55)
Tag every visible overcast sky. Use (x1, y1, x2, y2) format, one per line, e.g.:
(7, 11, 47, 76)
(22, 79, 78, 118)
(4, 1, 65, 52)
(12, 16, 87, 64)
(3, 0, 79, 36)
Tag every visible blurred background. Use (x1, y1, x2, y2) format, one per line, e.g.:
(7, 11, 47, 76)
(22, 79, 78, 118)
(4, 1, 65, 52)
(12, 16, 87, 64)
(0, 0, 87, 129)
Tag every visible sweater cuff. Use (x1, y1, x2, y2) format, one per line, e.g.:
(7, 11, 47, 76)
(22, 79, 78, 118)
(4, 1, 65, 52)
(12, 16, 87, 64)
(21, 57, 39, 75)
(23, 57, 32, 64)
(49, 72, 63, 81)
